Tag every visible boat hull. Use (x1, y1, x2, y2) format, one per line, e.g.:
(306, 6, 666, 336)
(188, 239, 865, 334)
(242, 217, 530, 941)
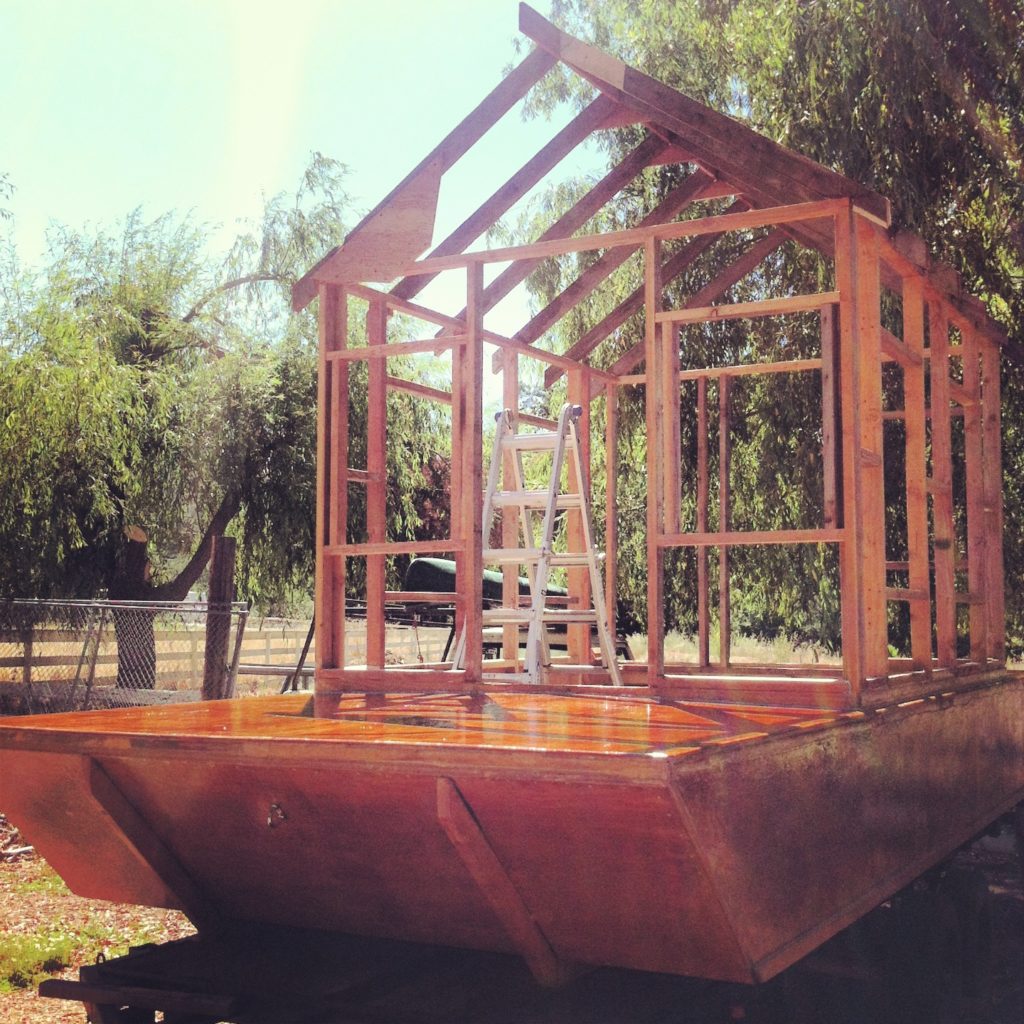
(1, 679, 1022, 983)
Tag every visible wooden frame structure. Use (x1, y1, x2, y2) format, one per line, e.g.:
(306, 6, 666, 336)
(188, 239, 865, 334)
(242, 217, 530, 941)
(294, 4, 1010, 713)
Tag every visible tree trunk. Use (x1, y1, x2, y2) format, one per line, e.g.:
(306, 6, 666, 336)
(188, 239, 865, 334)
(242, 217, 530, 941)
(107, 490, 241, 691)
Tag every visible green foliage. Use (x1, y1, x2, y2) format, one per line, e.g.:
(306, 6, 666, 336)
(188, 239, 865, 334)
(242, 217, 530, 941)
(0, 930, 78, 990)
(518, 0, 1023, 650)
(0, 157, 334, 610)
(0, 887, 175, 992)
(0, 153, 456, 612)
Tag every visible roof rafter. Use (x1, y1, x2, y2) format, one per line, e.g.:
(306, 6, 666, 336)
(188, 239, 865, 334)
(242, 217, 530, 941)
(510, 169, 716, 351)
(441, 132, 668, 330)
(391, 93, 620, 303)
(293, 46, 557, 310)
(518, 3, 892, 226)
(543, 199, 749, 386)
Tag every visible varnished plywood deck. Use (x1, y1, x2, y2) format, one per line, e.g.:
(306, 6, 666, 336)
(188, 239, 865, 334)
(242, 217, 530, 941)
(0, 690, 849, 761)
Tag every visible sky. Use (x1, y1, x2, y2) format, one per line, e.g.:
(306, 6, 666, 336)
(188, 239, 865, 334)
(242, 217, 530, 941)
(0, 0, 601, 332)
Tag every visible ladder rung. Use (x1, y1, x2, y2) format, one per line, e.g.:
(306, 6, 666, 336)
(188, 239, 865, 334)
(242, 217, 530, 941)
(492, 490, 582, 509)
(482, 609, 533, 623)
(503, 431, 559, 451)
(541, 610, 599, 624)
(482, 549, 598, 566)
(548, 552, 594, 566)
(482, 548, 542, 563)
(481, 608, 599, 625)
(544, 664, 611, 673)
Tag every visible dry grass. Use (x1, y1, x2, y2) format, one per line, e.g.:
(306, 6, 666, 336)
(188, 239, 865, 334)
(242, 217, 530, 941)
(627, 630, 841, 666)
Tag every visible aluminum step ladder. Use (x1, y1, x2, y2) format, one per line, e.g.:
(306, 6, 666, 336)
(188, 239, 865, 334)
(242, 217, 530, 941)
(453, 403, 622, 686)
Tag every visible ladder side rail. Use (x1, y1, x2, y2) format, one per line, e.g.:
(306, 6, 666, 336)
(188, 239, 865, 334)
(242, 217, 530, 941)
(509, 442, 553, 673)
(567, 417, 624, 685)
(525, 405, 574, 682)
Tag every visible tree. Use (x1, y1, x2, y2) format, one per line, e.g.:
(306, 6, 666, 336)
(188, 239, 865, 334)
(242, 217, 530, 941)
(1, 153, 457, 633)
(0, 173, 12, 221)
(514, 0, 1023, 649)
(0, 156, 343, 608)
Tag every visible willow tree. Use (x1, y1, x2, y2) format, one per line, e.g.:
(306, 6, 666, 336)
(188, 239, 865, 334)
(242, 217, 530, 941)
(0, 154, 453, 620)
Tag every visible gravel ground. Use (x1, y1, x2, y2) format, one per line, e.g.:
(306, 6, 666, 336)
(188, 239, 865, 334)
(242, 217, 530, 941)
(1, 812, 194, 1024)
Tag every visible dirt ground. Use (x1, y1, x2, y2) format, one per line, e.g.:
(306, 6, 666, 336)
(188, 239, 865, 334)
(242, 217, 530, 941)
(1, 816, 1021, 1024)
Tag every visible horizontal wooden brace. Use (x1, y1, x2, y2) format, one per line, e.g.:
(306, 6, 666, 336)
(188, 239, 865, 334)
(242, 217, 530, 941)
(402, 200, 844, 277)
(882, 407, 965, 421)
(386, 375, 452, 405)
(326, 338, 462, 360)
(326, 540, 465, 557)
(383, 591, 455, 604)
(677, 357, 823, 381)
(886, 588, 930, 603)
(656, 291, 840, 326)
(659, 527, 844, 548)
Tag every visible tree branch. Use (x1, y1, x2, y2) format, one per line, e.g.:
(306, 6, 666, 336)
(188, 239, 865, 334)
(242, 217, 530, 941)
(149, 488, 242, 602)
(182, 272, 289, 324)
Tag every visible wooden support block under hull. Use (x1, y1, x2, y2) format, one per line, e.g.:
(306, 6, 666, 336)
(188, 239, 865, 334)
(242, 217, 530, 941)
(1, 678, 1022, 985)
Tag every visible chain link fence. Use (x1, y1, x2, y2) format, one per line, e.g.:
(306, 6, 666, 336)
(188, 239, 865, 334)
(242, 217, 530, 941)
(0, 600, 249, 714)
(1, 600, 469, 714)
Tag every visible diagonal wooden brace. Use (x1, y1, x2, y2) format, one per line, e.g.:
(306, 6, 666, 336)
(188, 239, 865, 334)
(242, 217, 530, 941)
(436, 777, 574, 987)
(85, 758, 218, 933)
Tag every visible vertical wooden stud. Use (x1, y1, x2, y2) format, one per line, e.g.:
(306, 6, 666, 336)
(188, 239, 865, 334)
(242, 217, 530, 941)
(961, 326, 988, 662)
(502, 351, 520, 663)
(604, 383, 619, 644)
(696, 377, 710, 667)
(820, 305, 839, 529)
(663, 323, 682, 535)
(567, 368, 592, 664)
(834, 213, 863, 694)
(853, 216, 888, 685)
(458, 262, 485, 682)
(718, 377, 732, 668)
(834, 207, 888, 698)
(644, 237, 665, 684)
(902, 277, 932, 669)
(315, 284, 346, 711)
(929, 304, 957, 667)
(450, 312, 464, 648)
(980, 342, 1005, 662)
(366, 299, 388, 668)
